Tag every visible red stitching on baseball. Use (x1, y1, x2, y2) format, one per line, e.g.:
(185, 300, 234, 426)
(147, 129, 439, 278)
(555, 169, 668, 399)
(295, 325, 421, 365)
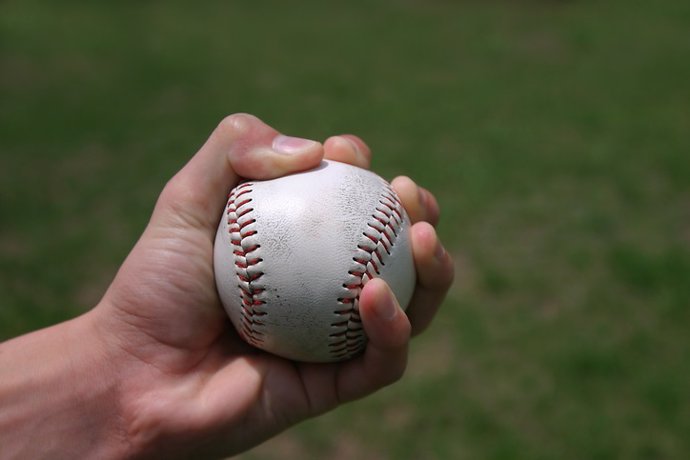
(363, 232, 378, 244)
(329, 183, 406, 359)
(379, 235, 392, 254)
(239, 218, 256, 230)
(225, 183, 266, 346)
(237, 207, 254, 218)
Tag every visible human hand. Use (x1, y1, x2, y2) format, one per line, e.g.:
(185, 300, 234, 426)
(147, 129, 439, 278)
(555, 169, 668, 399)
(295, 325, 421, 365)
(86, 114, 454, 458)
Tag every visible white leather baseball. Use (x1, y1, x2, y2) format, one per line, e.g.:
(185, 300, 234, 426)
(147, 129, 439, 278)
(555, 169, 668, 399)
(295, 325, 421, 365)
(213, 160, 416, 363)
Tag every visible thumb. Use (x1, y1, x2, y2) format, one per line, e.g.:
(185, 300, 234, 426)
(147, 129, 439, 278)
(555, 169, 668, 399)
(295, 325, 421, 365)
(152, 113, 324, 233)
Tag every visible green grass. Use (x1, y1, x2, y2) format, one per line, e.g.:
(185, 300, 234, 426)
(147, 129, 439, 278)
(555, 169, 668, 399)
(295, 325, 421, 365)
(2, 0, 689, 458)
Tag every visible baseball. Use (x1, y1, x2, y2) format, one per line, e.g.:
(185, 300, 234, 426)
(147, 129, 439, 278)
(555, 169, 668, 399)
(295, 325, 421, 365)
(213, 160, 416, 362)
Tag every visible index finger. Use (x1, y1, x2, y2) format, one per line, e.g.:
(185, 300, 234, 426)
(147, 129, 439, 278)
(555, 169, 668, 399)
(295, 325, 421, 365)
(151, 113, 324, 232)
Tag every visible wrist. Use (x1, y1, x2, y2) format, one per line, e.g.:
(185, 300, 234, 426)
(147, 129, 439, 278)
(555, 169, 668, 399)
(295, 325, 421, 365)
(0, 310, 130, 459)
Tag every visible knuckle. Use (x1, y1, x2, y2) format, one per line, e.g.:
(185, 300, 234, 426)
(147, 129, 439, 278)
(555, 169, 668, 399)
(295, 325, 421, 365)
(157, 173, 189, 212)
(214, 113, 258, 140)
(157, 173, 182, 207)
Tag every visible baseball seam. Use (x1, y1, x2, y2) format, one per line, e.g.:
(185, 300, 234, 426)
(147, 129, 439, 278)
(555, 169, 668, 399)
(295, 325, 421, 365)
(225, 182, 267, 346)
(329, 183, 406, 360)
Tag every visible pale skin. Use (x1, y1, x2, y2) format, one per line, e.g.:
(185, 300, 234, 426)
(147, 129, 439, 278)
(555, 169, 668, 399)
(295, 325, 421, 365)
(0, 114, 454, 459)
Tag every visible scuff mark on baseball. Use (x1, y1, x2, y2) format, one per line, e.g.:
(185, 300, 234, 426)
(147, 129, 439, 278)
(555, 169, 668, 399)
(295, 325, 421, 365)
(213, 160, 416, 363)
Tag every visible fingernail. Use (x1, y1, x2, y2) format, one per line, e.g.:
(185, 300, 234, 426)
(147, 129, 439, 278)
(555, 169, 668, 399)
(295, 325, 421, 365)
(342, 136, 360, 155)
(272, 135, 318, 155)
(376, 284, 398, 321)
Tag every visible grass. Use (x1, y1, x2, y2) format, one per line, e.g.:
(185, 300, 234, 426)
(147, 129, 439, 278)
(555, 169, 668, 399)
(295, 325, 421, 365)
(2, 0, 689, 458)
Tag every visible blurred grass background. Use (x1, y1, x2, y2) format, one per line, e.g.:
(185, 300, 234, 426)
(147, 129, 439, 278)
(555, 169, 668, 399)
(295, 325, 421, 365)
(2, 0, 689, 458)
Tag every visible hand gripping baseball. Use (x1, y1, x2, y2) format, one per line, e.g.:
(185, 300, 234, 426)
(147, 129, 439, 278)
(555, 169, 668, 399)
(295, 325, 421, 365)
(84, 114, 455, 458)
